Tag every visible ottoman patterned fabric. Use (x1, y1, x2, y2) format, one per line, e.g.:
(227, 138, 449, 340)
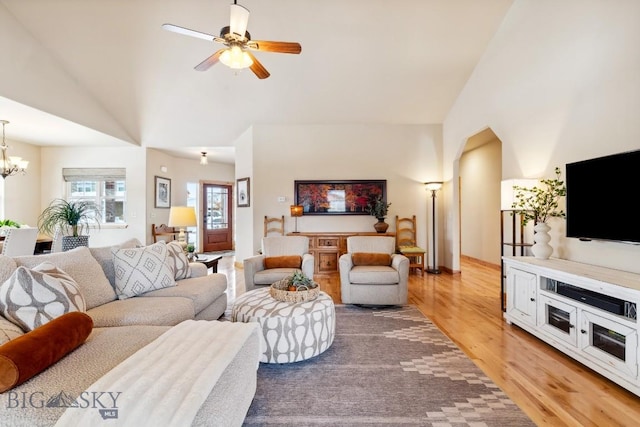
(232, 288, 335, 363)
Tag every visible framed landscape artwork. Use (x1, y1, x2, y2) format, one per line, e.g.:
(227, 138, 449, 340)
(294, 180, 386, 215)
(237, 177, 250, 207)
(154, 176, 171, 208)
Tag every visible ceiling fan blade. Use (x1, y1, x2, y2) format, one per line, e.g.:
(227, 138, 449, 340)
(249, 40, 302, 54)
(245, 51, 270, 79)
(162, 23, 215, 42)
(229, 3, 250, 38)
(195, 49, 224, 71)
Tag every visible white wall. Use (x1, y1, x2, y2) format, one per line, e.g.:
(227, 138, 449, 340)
(443, 0, 640, 273)
(237, 124, 442, 263)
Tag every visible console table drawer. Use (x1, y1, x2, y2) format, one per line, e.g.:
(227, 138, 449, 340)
(317, 238, 339, 248)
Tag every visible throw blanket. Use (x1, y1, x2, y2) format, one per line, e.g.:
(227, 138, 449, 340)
(55, 320, 260, 427)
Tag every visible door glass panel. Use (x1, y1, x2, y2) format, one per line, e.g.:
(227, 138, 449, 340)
(205, 186, 229, 230)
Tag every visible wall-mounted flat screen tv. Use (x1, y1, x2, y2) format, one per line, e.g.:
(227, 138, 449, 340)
(566, 149, 640, 244)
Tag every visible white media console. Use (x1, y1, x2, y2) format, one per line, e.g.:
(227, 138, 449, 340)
(503, 256, 640, 396)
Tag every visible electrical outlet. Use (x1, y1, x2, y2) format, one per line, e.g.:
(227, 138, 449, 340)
(277, 196, 286, 202)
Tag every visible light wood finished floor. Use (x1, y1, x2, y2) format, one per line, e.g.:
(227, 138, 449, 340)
(218, 255, 640, 426)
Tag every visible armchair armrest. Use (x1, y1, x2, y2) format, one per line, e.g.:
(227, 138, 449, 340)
(243, 255, 265, 292)
(188, 262, 207, 278)
(301, 253, 314, 279)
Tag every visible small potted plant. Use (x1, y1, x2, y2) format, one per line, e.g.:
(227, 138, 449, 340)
(366, 195, 392, 233)
(186, 244, 196, 260)
(511, 167, 566, 259)
(287, 270, 314, 291)
(38, 199, 102, 251)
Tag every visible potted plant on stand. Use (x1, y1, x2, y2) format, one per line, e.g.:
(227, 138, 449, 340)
(38, 199, 102, 251)
(366, 195, 392, 233)
(511, 167, 566, 259)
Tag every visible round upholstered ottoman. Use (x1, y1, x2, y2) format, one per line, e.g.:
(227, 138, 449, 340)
(231, 287, 335, 363)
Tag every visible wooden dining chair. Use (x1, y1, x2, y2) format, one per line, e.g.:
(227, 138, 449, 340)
(1, 227, 39, 256)
(152, 224, 179, 243)
(395, 215, 425, 274)
(264, 216, 285, 237)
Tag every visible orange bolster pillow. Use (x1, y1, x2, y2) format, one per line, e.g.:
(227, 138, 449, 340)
(264, 255, 302, 269)
(352, 252, 392, 266)
(0, 312, 93, 392)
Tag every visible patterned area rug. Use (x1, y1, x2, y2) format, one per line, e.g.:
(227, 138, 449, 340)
(243, 305, 534, 426)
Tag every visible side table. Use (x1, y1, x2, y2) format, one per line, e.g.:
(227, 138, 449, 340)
(195, 254, 222, 273)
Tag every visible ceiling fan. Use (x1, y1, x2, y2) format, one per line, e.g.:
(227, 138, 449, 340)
(162, 0, 302, 79)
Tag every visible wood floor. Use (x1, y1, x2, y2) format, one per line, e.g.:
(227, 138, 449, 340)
(219, 256, 640, 426)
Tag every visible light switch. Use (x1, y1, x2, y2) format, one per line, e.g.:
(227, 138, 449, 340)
(277, 196, 286, 202)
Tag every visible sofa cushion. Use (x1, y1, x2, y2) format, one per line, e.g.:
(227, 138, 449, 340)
(14, 247, 116, 310)
(166, 241, 192, 280)
(89, 238, 142, 289)
(352, 252, 391, 266)
(0, 256, 17, 286)
(142, 274, 227, 314)
(87, 296, 194, 327)
(0, 263, 85, 331)
(0, 312, 93, 393)
(0, 316, 23, 345)
(349, 265, 400, 284)
(264, 255, 302, 269)
(113, 242, 176, 299)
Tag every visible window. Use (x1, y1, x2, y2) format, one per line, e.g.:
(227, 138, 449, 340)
(63, 168, 126, 224)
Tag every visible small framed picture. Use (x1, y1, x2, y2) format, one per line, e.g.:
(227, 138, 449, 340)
(155, 176, 171, 208)
(237, 177, 250, 207)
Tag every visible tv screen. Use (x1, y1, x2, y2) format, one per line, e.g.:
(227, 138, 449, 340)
(566, 149, 640, 244)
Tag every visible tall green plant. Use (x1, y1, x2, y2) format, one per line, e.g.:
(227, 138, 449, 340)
(38, 199, 102, 237)
(511, 167, 566, 226)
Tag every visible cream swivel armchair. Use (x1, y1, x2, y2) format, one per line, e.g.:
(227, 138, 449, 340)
(243, 236, 314, 293)
(339, 236, 410, 305)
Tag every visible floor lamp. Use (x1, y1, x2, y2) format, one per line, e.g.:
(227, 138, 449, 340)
(290, 205, 303, 233)
(425, 182, 443, 274)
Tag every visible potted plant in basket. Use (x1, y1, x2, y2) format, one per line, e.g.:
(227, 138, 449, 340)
(38, 199, 102, 251)
(366, 195, 392, 233)
(511, 167, 566, 259)
(287, 270, 314, 291)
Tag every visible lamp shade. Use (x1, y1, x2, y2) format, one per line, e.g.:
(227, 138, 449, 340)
(425, 182, 443, 192)
(168, 206, 197, 228)
(290, 205, 303, 217)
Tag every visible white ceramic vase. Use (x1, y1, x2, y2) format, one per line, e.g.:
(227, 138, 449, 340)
(531, 222, 552, 260)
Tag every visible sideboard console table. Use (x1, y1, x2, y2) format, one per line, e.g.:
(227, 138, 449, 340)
(287, 231, 395, 274)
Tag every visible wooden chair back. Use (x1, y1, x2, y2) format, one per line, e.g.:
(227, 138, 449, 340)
(395, 215, 418, 248)
(152, 224, 179, 243)
(264, 216, 285, 237)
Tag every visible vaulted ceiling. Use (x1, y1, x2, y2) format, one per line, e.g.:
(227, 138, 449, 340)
(0, 0, 513, 164)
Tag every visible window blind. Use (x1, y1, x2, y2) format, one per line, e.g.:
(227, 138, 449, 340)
(62, 168, 126, 182)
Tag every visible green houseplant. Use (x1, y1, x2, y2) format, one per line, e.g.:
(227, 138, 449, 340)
(287, 270, 314, 291)
(366, 195, 392, 233)
(511, 167, 566, 259)
(38, 199, 102, 251)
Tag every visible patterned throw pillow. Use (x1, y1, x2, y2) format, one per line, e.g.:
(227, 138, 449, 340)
(113, 241, 176, 299)
(166, 241, 192, 280)
(0, 262, 86, 332)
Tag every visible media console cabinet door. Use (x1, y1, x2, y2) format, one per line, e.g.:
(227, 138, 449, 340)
(506, 267, 537, 327)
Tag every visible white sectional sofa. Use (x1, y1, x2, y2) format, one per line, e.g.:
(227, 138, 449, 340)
(0, 240, 261, 426)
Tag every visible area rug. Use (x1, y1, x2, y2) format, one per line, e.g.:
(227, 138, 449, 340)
(243, 304, 534, 426)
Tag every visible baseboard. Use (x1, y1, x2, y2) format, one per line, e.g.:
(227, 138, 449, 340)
(460, 254, 500, 271)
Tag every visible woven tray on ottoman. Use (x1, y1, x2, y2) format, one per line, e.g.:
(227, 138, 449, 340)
(270, 278, 320, 303)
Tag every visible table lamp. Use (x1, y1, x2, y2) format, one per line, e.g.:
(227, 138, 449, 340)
(168, 206, 197, 248)
(290, 205, 303, 233)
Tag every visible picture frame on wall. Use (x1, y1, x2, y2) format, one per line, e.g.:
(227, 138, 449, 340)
(237, 177, 250, 207)
(294, 179, 387, 215)
(154, 176, 171, 208)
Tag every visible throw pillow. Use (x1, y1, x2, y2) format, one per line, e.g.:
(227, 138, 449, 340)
(264, 255, 302, 269)
(113, 241, 176, 299)
(90, 238, 143, 289)
(14, 247, 116, 310)
(0, 311, 93, 393)
(352, 252, 392, 266)
(166, 241, 192, 280)
(0, 262, 86, 332)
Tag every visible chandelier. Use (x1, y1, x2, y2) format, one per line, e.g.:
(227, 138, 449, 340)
(0, 120, 28, 179)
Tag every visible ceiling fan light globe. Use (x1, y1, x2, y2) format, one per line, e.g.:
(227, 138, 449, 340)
(220, 46, 253, 69)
